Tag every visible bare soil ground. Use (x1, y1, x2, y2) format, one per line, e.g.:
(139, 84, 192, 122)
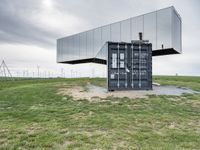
(58, 84, 198, 101)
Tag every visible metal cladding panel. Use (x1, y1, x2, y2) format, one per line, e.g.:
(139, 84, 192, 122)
(86, 30, 94, 58)
(57, 6, 182, 64)
(102, 25, 111, 46)
(79, 32, 87, 59)
(93, 28, 102, 56)
(172, 8, 182, 53)
(68, 36, 74, 61)
(56, 39, 61, 62)
(111, 22, 121, 42)
(144, 12, 156, 50)
(107, 42, 152, 91)
(73, 34, 80, 60)
(131, 16, 144, 41)
(121, 19, 131, 42)
(157, 7, 172, 50)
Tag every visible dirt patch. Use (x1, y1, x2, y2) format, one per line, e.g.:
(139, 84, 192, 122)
(70, 112, 89, 121)
(113, 141, 128, 150)
(168, 122, 176, 129)
(26, 123, 43, 135)
(58, 85, 147, 101)
(58, 84, 199, 102)
(58, 141, 73, 149)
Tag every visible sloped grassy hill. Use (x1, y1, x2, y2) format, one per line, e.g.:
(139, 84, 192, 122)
(0, 76, 200, 149)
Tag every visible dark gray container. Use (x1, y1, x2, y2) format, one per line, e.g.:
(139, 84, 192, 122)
(107, 41, 152, 91)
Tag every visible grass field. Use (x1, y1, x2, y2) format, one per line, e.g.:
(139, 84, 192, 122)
(0, 76, 200, 149)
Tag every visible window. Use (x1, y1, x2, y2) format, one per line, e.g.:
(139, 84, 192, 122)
(120, 53, 124, 60)
(120, 61, 125, 68)
(112, 53, 117, 68)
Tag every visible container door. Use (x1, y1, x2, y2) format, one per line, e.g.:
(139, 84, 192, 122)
(129, 43, 152, 90)
(108, 43, 128, 90)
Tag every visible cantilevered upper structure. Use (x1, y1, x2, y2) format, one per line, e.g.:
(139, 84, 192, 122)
(57, 6, 182, 64)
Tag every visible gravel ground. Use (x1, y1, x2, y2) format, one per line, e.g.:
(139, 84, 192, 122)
(58, 84, 199, 101)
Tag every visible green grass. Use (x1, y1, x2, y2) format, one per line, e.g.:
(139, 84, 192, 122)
(0, 76, 200, 149)
(153, 76, 200, 91)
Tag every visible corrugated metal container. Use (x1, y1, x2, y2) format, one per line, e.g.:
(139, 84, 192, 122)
(107, 41, 152, 91)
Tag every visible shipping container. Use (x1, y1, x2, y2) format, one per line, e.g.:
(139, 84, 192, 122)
(107, 41, 152, 91)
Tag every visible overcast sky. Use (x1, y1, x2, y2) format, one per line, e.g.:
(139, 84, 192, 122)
(0, 0, 199, 77)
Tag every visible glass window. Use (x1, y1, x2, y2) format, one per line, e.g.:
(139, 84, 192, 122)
(110, 73, 115, 79)
(112, 53, 117, 68)
(120, 53, 124, 60)
(120, 61, 125, 68)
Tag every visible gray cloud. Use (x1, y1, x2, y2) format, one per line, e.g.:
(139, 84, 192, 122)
(0, 0, 158, 43)
(0, 0, 199, 76)
(0, 0, 59, 48)
(1, 0, 200, 49)
(56, 0, 160, 32)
